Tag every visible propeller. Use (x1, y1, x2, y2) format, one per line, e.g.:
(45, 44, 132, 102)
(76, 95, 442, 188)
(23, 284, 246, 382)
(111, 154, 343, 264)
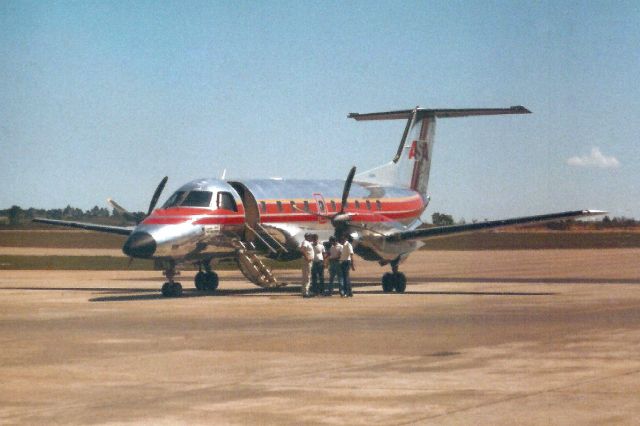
(147, 176, 168, 217)
(107, 176, 169, 224)
(339, 166, 357, 216)
(292, 166, 361, 237)
(107, 198, 139, 223)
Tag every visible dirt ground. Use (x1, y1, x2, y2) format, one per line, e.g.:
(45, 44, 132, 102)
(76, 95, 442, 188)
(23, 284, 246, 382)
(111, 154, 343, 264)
(1, 249, 640, 425)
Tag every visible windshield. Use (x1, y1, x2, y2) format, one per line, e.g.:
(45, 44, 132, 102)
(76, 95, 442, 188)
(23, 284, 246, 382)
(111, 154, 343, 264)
(162, 191, 213, 208)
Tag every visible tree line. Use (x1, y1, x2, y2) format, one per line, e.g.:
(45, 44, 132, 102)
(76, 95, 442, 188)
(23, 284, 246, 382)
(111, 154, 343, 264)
(0, 205, 145, 226)
(429, 212, 638, 230)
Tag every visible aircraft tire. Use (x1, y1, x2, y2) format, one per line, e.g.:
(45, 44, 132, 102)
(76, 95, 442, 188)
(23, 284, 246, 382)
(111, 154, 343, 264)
(204, 272, 219, 291)
(393, 273, 407, 293)
(161, 282, 172, 297)
(194, 272, 206, 291)
(161, 282, 182, 297)
(382, 273, 395, 293)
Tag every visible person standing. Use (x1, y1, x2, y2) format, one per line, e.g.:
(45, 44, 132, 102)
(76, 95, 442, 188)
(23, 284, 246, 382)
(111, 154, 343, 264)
(325, 236, 342, 296)
(339, 234, 355, 297)
(299, 233, 314, 297)
(311, 234, 325, 296)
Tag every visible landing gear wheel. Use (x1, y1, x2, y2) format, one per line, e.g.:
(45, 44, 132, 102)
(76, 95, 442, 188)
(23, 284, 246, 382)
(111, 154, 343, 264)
(393, 272, 406, 293)
(161, 282, 183, 297)
(195, 272, 206, 291)
(382, 273, 395, 293)
(203, 271, 219, 291)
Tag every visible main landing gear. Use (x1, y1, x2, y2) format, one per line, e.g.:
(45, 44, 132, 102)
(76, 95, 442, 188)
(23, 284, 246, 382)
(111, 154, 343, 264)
(381, 259, 406, 293)
(194, 260, 219, 292)
(160, 260, 219, 297)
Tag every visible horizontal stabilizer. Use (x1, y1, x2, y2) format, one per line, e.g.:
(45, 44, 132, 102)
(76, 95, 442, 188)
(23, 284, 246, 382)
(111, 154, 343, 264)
(33, 218, 134, 236)
(348, 106, 531, 121)
(385, 210, 606, 243)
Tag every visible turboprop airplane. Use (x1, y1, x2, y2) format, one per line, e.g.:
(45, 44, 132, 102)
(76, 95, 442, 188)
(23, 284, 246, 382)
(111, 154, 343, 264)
(34, 106, 604, 297)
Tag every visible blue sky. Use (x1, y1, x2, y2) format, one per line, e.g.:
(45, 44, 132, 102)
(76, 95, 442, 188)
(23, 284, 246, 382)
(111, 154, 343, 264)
(1, 0, 638, 221)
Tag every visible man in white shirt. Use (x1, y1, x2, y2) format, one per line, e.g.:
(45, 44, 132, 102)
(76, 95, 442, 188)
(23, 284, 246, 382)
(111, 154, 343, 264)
(310, 234, 326, 295)
(299, 233, 314, 297)
(338, 234, 355, 297)
(325, 236, 342, 296)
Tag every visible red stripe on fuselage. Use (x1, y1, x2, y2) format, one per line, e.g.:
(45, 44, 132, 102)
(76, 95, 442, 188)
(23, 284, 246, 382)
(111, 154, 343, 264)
(142, 194, 425, 226)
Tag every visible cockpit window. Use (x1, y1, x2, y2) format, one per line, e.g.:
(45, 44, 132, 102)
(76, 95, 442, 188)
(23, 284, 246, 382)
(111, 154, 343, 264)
(217, 192, 238, 211)
(182, 191, 213, 207)
(162, 191, 186, 208)
(162, 190, 212, 208)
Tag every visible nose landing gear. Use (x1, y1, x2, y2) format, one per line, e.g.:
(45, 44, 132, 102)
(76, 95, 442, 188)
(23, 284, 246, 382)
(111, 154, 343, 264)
(161, 265, 182, 297)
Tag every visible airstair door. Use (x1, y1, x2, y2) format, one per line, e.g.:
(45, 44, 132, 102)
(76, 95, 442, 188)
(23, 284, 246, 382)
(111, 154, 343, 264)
(313, 193, 327, 224)
(228, 182, 260, 243)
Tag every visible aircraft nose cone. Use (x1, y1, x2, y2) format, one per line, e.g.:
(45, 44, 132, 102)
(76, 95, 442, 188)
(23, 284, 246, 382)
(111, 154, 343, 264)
(123, 232, 156, 258)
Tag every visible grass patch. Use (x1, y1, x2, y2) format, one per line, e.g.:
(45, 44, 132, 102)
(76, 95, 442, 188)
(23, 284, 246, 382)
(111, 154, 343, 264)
(0, 230, 124, 249)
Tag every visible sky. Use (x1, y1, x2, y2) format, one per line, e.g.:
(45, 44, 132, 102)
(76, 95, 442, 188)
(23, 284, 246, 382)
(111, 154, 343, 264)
(1, 0, 639, 221)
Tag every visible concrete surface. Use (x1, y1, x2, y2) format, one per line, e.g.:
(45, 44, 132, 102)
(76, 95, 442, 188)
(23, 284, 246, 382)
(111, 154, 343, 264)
(1, 249, 640, 425)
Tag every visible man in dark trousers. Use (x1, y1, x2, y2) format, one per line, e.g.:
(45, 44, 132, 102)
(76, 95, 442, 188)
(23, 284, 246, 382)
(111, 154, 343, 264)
(310, 234, 325, 295)
(338, 234, 355, 297)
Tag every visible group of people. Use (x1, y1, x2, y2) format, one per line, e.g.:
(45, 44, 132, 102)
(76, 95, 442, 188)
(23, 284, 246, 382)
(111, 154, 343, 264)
(299, 233, 355, 298)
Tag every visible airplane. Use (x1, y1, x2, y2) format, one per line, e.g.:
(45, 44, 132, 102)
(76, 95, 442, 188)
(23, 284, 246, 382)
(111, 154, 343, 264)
(34, 106, 605, 297)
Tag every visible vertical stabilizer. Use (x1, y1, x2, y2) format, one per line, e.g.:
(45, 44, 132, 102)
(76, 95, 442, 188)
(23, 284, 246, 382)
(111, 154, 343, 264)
(350, 106, 530, 198)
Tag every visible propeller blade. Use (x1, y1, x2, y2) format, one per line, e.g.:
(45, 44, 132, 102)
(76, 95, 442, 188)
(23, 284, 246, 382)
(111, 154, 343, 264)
(340, 166, 356, 214)
(147, 176, 168, 217)
(107, 198, 140, 223)
(107, 198, 130, 215)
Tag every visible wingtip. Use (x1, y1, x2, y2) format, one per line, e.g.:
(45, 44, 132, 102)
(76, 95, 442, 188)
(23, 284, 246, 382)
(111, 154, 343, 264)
(511, 105, 532, 114)
(583, 209, 608, 216)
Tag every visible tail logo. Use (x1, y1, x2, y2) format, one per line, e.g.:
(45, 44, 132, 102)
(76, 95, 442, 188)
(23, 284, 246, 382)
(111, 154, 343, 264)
(409, 140, 429, 191)
(408, 140, 428, 162)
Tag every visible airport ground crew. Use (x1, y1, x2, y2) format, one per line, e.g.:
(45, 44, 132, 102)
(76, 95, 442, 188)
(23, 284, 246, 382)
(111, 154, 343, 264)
(299, 233, 314, 297)
(325, 236, 342, 296)
(339, 234, 355, 297)
(311, 234, 325, 295)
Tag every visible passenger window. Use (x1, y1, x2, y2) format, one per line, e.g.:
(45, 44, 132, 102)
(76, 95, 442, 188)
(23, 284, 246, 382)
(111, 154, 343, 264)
(303, 200, 310, 212)
(318, 200, 325, 212)
(276, 201, 283, 212)
(290, 201, 296, 211)
(376, 200, 382, 211)
(260, 201, 266, 213)
(330, 200, 336, 212)
(217, 192, 237, 211)
(366, 200, 372, 210)
(354, 200, 360, 210)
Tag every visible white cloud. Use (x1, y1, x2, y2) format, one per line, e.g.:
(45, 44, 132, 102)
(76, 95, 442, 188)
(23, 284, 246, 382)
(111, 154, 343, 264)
(567, 147, 620, 169)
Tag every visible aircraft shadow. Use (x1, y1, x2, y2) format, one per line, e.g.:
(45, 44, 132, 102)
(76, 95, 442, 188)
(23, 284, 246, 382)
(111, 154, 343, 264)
(4, 274, 637, 303)
(406, 277, 640, 285)
(89, 286, 299, 302)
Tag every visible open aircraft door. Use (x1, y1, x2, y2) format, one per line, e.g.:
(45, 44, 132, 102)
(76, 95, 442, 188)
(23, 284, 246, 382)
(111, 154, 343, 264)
(313, 193, 328, 224)
(228, 182, 260, 243)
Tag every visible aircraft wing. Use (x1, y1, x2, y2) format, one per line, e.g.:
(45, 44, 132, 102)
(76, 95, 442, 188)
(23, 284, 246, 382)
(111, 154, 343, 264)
(383, 210, 606, 243)
(33, 218, 134, 236)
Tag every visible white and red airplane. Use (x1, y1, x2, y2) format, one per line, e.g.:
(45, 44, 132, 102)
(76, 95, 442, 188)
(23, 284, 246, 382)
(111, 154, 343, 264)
(35, 106, 604, 297)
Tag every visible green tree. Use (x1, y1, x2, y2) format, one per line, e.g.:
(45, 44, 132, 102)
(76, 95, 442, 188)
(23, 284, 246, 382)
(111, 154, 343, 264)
(431, 212, 454, 226)
(8, 205, 23, 225)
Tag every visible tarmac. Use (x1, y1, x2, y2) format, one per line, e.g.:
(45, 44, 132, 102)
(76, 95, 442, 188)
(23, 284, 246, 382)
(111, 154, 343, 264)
(1, 249, 640, 425)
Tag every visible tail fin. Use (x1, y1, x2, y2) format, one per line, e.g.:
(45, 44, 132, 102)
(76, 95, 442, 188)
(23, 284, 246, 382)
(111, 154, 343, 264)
(350, 106, 530, 197)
